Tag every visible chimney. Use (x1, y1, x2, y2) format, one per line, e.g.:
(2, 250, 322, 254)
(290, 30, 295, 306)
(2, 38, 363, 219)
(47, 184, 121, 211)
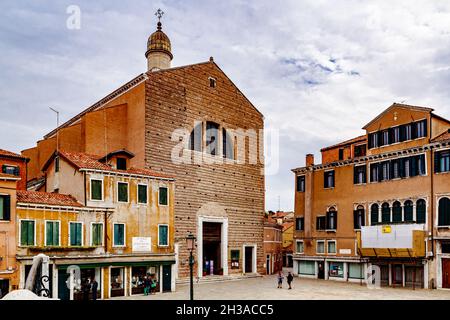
(306, 154, 314, 167)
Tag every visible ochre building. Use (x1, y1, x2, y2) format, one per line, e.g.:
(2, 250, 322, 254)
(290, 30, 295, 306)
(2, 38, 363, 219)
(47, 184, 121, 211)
(292, 103, 450, 289)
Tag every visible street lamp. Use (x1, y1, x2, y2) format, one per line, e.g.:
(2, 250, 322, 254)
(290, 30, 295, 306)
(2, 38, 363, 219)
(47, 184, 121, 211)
(186, 233, 196, 301)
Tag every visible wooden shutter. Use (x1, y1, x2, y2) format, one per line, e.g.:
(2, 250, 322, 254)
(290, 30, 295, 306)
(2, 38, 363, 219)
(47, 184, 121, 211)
(353, 167, 358, 184)
(410, 156, 417, 177)
(368, 134, 374, 149)
(3, 195, 10, 221)
(399, 125, 406, 142)
(435, 151, 441, 173)
(411, 122, 418, 139)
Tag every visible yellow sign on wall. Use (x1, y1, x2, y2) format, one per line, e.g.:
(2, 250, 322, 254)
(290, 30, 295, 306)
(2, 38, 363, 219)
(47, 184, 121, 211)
(382, 226, 392, 234)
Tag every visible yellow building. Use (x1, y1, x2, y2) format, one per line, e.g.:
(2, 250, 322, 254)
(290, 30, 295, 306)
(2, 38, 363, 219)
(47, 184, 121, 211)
(292, 103, 450, 289)
(16, 149, 175, 299)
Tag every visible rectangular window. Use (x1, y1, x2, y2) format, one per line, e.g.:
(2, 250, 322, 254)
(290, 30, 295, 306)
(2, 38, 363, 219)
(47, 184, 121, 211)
(295, 217, 304, 231)
(416, 120, 427, 138)
(354, 144, 366, 157)
(54, 157, 60, 173)
(316, 216, 326, 230)
(159, 187, 168, 206)
(393, 127, 400, 143)
(20, 220, 35, 246)
(116, 158, 127, 170)
(381, 130, 389, 146)
(338, 149, 344, 160)
(296, 241, 304, 254)
(117, 182, 128, 203)
(223, 128, 234, 160)
(353, 165, 366, 184)
(69, 222, 83, 246)
(0, 195, 11, 221)
(404, 158, 410, 178)
(368, 133, 378, 149)
(329, 262, 344, 278)
(381, 161, 390, 181)
(113, 224, 125, 246)
(206, 122, 219, 156)
(327, 241, 336, 254)
(298, 261, 315, 275)
(326, 211, 337, 230)
(90, 179, 103, 201)
(297, 175, 305, 192)
(405, 124, 412, 140)
(2, 165, 20, 176)
(316, 241, 325, 254)
(348, 263, 364, 279)
(435, 150, 450, 173)
(391, 159, 400, 179)
(158, 225, 169, 246)
(91, 223, 103, 246)
(138, 184, 148, 204)
(324, 170, 335, 188)
(370, 163, 379, 182)
(45, 221, 60, 246)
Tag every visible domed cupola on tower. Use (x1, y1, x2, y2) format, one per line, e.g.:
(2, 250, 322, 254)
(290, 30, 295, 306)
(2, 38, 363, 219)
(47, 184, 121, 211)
(145, 9, 173, 71)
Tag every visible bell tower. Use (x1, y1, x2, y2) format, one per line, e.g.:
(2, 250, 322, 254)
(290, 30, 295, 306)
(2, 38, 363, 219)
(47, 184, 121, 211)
(145, 9, 173, 71)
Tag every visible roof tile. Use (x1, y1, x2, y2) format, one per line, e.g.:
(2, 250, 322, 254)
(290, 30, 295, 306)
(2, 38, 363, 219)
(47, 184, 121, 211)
(17, 191, 83, 207)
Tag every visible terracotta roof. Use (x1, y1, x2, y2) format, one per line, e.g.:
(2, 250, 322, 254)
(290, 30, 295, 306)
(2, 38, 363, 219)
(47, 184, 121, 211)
(44, 150, 174, 179)
(0, 149, 27, 160)
(432, 129, 450, 142)
(17, 191, 83, 207)
(321, 135, 367, 152)
(282, 221, 294, 232)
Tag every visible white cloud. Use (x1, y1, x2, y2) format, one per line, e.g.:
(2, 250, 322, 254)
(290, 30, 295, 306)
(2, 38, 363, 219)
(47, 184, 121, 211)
(0, 0, 449, 211)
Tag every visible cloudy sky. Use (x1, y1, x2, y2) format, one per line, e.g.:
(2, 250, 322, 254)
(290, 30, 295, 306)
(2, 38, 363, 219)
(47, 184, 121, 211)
(1, 0, 450, 211)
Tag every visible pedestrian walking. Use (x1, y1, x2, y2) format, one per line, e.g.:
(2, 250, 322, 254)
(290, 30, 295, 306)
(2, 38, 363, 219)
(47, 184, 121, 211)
(287, 272, 294, 289)
(91, 277, 98, 300)
(150, 276, 157, 294)
(144, 275, 151, 296)
(277, 271, 284, 288)
(82, 279, 91, 301)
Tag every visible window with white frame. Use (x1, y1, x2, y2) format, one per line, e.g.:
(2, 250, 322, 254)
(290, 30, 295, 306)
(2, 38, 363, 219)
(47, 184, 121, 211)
(20, 220, 35, 246)
(316, 240, 325, 254)
(296, 240, 304, 254)
(159, 187, 168, 206)
(327, 240, 336, 254)
(138, 184, 148, 204)
(113, 223, 125, 246)
(69, 222, 83, 246)
(158, 224, 169, 246)
(90, 179, 103, 201)
(45, 221, 60, 246)
(117, 182, 129, 203)
(91, 223, 103, 246)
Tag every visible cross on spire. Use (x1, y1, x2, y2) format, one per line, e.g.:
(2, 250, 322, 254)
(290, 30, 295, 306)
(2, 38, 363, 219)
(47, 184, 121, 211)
(155, 8, 164, 22)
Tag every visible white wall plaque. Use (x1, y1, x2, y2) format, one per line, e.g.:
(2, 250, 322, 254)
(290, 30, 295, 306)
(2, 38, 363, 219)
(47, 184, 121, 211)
(132, 237, 152, 252)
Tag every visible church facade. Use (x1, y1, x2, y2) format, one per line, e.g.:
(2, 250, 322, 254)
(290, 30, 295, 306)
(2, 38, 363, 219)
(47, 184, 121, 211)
(23, 18, 265, 279)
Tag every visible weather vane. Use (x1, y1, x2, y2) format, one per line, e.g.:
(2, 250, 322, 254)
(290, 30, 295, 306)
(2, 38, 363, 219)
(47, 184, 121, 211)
(155, 8, 164, 22)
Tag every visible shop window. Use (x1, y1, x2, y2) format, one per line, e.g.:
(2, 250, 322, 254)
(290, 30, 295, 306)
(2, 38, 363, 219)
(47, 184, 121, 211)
(404, 200, 414, 222)
(117, 182, 128, 203)
(316, 216, 326, 230)
(158, 225, 169, 246)
(91, 223, 103, 246)
(159, 187, 168, 206)
(69, 222, 83, 246)
(296, 241, 304, 254)
(45, 221, 60, 246)
(327, 241, 336, 254)
(295, 217, 304, 231)
(329, 262, 344, 278)
(131, 266, 149, 295)
(231, 250, 240, 269)
(138, 185, 148, 204)
(298, 261, 315, 275)
(392, 201, 402, 223)
(438, 197, 450, 226)
(354, 205, 365, 229)
(416, 199, 426, 224)
(0, 195, 11, 221)
(370, 203, 379, 225)
(110, 268, 125, 297)
(113, 224, 125, 246)
(381, 202, 391, 223)
(20, 220, 35, 246)
(316, 241, 325, 254)
(90, 179, 103, 201)
(348, 263, 364, 279)
(324, 170, 335, 188)
(297, 175, 305, 192)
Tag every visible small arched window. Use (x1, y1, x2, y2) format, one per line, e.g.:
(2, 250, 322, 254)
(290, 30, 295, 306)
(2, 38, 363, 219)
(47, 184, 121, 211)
(354, 205, 365, 229)
(416, 199, 426, 224)
(404, 200, 413, 222)
(206, 122, 220, 156)
(438, 197, 450, 226)
(327, 207, 337, 230)
(370, 204, 379, 225)
(392, 201, 402, 223)
(381, 202, 391, 223)
(189, 122, 203, 152)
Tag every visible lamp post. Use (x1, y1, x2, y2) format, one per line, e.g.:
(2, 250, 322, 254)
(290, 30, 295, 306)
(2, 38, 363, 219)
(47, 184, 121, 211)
(186, 233, 196, 301)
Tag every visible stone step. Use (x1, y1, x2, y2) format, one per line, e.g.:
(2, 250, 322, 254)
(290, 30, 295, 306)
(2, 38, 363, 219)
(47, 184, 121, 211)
(176, 273, 262, 285)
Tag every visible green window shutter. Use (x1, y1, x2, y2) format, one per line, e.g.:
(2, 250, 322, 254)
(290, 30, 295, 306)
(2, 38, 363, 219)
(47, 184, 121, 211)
(46, 222, 59, 246)
(27, 221, 34, 246)
(0, 196, 5, 220)
(70, 223, 82, 246)
(46, 222, 52, 246)
(91, 180, 102, 200)
(118, 183, 128, 202)
(92, 223, 103, 246)
(138, 185, 147, 204)
(159, 225, 168, 246)
(21, 221, 28, 245)
(159, 187, 168, 205)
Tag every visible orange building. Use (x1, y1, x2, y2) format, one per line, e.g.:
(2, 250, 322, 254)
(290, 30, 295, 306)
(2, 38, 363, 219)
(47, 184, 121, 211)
(0, 149, 29, 191)
(292, 103, 450, 289)
(264, 215, 283, 275)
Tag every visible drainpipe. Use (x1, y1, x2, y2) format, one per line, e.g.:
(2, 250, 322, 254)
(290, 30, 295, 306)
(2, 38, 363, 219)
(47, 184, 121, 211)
(104, 211, 108, 254)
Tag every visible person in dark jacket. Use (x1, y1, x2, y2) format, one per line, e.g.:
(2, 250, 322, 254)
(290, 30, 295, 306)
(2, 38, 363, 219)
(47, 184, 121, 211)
(144, 275, 151, 296)
(287, 272, 294, 289)
(82, 279, 91, 301)
(91, 277, 98, 300)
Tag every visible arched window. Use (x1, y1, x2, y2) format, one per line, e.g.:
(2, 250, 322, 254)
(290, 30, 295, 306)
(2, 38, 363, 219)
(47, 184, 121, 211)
(404, 200, 413, 222)
(222, 128, 234, 160)
(416, 199, 426, 224)
(438, 197, 450, 226)
(370, 204, 379, 225)
(206, 121, 219, 155)
(189, 122, 203, 152)
(354, 205, 365, 229)
(392, 201, 402, 223)
(327, 207, 337, 230)
(381, 202, 391, 223)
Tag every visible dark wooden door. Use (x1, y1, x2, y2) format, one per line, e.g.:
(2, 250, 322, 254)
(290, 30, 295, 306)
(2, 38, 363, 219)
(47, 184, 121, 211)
(443, 259, 450, 289)
(162, 265, 172, 292)
(245, 247, 253, 273)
